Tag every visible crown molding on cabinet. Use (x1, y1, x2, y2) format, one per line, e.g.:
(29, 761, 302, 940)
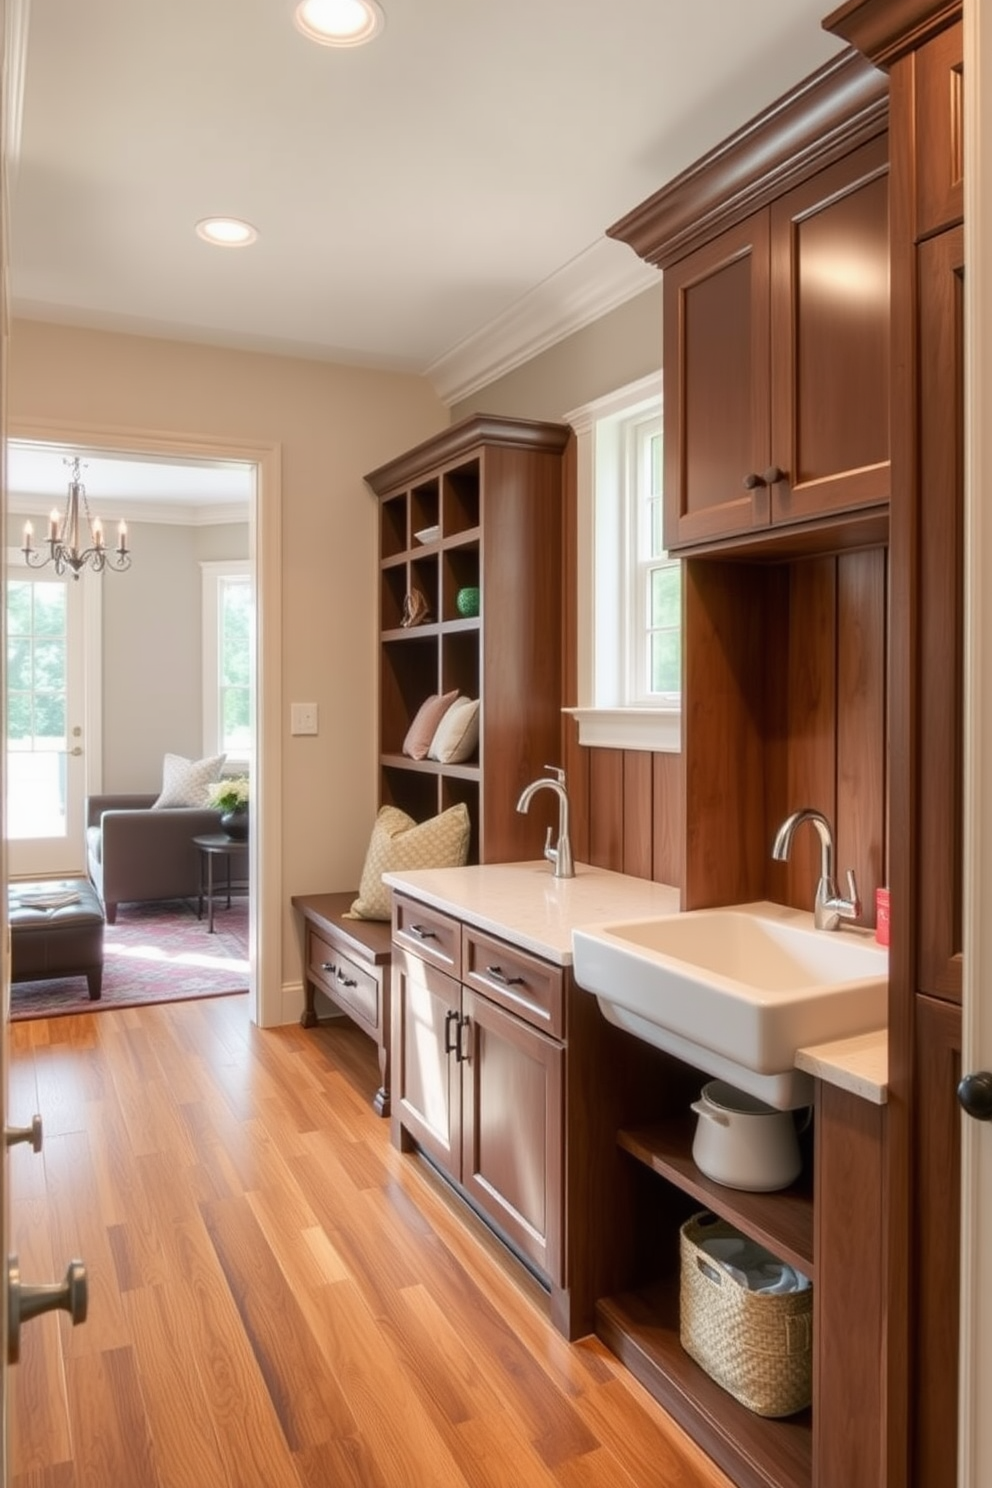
(823, 0, 961, 66)
(607, 47, 889, 272)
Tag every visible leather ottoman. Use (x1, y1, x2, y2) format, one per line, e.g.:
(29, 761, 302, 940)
(9, 879, 106, 1000)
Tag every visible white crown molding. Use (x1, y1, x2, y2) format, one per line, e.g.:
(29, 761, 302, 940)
(4, 0, 31, 173)
(426, 236, 659, 407)
(9, 492, 249, 526)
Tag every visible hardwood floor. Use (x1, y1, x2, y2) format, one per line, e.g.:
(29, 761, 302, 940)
(7, 995, 732, 1488)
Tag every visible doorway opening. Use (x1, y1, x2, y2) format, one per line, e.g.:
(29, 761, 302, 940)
(3, 426, 283, 1027)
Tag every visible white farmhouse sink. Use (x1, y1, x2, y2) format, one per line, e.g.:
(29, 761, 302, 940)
(572, 901, 888, 1109)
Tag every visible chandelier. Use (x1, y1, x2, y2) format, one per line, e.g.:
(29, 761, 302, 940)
(22, 456, 131, 578)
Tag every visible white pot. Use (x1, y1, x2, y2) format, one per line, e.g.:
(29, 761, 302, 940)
(690, 1080, 806, 1192)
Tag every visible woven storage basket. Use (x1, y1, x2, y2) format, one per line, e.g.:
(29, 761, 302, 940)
(679, 1211, 812, 1418)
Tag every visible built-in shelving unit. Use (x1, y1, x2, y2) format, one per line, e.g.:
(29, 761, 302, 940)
(599, 1117, 815, 1488)
(365, 415, 570, 863)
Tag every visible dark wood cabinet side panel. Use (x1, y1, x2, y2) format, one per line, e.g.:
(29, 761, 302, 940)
(837, 547, 888, 930)
(917, 227, 964, 1001)
(782, 559, 839, 912)
(915, 20, 964, 236)
(588, 749, 625, 871)
(911, 993, 961, 1488)
(622, 751, 654, 880)
(814, 1081, 885, 1488)
(480, 446, 563, 862)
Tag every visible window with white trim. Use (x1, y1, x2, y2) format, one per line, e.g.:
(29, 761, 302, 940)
(565, 373, 681, 752)
(202, 560, 252, 768)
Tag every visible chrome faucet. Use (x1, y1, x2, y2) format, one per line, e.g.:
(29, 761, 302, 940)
(771, 807, 861, 931)
(516, 766, 575, 879)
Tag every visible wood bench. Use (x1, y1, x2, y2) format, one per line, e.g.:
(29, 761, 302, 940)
(291, 891, 393, 1116)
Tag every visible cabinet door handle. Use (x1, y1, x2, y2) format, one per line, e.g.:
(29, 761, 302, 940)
(409, 924, 438, 941)
(763, 465, 786, 485)
(457, 1014, 471, 1064)
(485, 963, 524, 986)
(320, 961, 336, 975)
(444, 1008, 459, 1054)
(742, 471, 767, 490)
(336, 968, 358, 989)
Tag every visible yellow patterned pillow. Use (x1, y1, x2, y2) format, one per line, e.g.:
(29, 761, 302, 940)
(349, 803, 471, 920)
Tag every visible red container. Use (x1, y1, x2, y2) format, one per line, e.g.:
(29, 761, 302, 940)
(875, 887, 890, 947)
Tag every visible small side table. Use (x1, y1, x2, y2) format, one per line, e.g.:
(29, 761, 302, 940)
(291, 891, 393, 1116)
(193, 833, 246, 933)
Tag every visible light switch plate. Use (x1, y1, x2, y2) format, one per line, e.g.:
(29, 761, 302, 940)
(291, 702, 318, 735)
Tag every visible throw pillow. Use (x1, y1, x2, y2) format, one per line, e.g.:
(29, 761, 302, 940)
(152, 752, 227, 809)
(428, 697, 480, 764)
(402, 689, 459, 761)
(349, 803, 472, 920)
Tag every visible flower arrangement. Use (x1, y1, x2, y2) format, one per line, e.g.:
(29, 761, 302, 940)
(210, 776, 249, 812)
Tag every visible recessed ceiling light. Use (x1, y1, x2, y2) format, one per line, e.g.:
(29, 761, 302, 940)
(294, 0, 385, 47)
(195, 218, 259, 248)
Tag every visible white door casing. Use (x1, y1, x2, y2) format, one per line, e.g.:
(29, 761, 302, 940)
(959, 2, 991, 1484)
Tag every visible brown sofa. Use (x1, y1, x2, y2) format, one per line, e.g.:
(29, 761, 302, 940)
(85, 793, 247, 923)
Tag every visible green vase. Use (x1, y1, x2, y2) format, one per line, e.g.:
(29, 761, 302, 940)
(456, 586, 480, 618)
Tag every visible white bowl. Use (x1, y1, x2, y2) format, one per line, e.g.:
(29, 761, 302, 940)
(414, 524, 440, 544)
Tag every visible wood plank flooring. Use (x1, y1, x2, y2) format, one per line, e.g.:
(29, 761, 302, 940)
(7, 995, 732, 1487)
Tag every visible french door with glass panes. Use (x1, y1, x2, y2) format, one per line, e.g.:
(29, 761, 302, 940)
(5, 568, 89, 878)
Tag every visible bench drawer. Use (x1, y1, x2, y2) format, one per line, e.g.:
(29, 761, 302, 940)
(307, 928, 381, 1035)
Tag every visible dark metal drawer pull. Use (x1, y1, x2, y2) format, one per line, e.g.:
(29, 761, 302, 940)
(336, 969, 358, 989)
(409, 924, 438, 940)
(320, 961, 336, 975)
(485, 964, 524, 986)
(444, 1008, 459, 1054)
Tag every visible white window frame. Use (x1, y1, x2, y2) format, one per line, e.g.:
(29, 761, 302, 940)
(564, 373, 681, 752)
(201, 559, 251, 769)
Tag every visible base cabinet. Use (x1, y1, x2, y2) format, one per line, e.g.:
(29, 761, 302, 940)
(391, 942, 564, 1284)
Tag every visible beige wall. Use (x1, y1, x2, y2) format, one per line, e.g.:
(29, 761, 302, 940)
(7, 318, 447, 991)
(450, 282, 663, 423)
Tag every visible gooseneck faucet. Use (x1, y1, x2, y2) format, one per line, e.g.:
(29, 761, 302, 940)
(516, 766, 575, 879)
(771, 807, 861, 931)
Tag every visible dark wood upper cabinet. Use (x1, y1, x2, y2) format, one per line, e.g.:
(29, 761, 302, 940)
(611, 48, 890, 560)
(663, 137, 890, 555)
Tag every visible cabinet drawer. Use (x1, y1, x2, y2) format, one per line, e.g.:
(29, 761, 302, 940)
(462, 928, 564, 1038)
(392, 895, 462, 978)
(307, 930, 380, 1034)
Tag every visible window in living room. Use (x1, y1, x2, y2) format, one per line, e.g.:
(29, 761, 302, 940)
(202, 560, 252, 768)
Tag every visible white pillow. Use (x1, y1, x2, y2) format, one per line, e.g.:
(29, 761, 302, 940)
(152, 752, 227, 809)
(428, 697, 480, 764)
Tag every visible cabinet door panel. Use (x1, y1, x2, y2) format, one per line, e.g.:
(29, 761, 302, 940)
(918, 227, 964, 1002)
(392, 949, 461, 1175)
(915, 21, 963, 238)
(460, 990, 564, 1283)
(770, 137, 890, 525)
(663, 211, 771, 550)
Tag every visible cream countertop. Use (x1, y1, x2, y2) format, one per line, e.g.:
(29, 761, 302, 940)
(382, 860, 680, 965)
(384, 860, 889, 1102)
(796, 1030, 888, 1105)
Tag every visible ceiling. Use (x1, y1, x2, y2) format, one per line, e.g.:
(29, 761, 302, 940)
(7, 0, 846, 411)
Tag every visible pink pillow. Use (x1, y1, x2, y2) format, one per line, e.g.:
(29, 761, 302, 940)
(402, 690, 459, 760)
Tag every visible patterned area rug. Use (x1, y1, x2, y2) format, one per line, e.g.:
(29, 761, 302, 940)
(10, 896, 249, 1021)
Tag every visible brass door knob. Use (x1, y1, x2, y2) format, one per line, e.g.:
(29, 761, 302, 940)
(7, 1255, 88, 1364)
